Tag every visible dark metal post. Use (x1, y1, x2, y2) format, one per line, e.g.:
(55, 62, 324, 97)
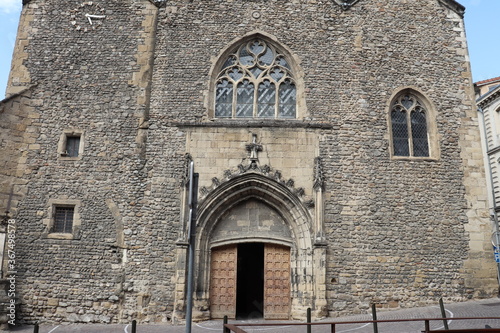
(371, 304, 378, 333)
(132, 320, 137, 333)
(439, 298, 449, 330)
(185, 162, 199, 333)
(331, 323, 336, 333)
(425, 320, 430, 333)
(223, 315, 228, 333)
(307, 307, 311, 333)
(33, 323, 39, 333)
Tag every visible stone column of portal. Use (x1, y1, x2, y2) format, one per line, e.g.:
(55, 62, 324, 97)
(313, 157, 325, 243)
(313, 156, 328, 317)
(172, 242, 188, 323)
(172, 154, 193, 323)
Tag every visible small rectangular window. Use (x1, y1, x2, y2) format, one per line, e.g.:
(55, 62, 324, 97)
(53, 206, 74, 233)
(66, 136, 81, 157)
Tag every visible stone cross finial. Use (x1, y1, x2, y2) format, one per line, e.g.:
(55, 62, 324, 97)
(246, 134, 262, 167)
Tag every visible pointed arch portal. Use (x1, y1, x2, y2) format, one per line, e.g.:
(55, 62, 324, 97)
(181, 172, 323, 320)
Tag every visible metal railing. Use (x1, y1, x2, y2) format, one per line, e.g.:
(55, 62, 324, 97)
(223, 317, 500, 333)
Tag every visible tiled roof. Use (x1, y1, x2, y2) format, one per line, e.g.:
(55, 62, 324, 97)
(475, 76, 500, 86)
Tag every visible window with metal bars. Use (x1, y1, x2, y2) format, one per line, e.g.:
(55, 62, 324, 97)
(390, 93, 429, 157)
(53, 206, 74, 233)
(215, 38, 297, 119)
(65, 136, 80, 157)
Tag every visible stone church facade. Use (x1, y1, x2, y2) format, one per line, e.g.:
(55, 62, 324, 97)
(0, 0, 498, 325)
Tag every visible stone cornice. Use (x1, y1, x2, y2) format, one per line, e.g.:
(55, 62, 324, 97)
(438, 0, 466, 18)
(487, 145, 500, 157)
(173, 120, 334, 130)
(478, 86, 500, 109)
(0, 85, 37, 107)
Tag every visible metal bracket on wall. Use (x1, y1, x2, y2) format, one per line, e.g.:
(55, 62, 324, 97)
(332, 0, 361, 10)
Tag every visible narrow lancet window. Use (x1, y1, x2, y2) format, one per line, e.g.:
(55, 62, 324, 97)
(216, 79, 233, 118)
(390, 92, 430, 158)
(391, 107, 409, 156)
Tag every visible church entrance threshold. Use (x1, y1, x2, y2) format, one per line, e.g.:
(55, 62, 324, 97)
(209, 243, 291, 320)
(236, 243, 264, 319)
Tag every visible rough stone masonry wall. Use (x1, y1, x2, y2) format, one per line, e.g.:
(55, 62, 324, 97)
(3, 0, 496, 325)
(149, 0, 496, 318)
(7, 0, 169, 324)
(0, 90, 39, 221)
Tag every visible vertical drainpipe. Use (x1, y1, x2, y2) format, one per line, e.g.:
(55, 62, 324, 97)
(477, 106, 500, 290)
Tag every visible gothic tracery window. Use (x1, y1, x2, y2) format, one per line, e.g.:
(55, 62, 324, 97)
(390, 93, 430, 157)
(215, 39, 297, 119)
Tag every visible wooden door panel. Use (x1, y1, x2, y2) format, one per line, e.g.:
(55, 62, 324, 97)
(210, 245, 237, 319)
(264, 244, 291, 319)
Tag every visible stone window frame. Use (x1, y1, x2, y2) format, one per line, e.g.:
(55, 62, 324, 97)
(42, 199, 82, 240)
(387, 87, 439, 160)
(493, 104, 500, 146)
(207, 32, 307, 120)
(58, 129, 85, 160)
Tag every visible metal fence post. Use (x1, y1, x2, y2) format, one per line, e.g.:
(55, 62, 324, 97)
(33, 323, 39, 333)
(371, 304, 378, 333)
(307, 307, 311, 333)
(439, 298, 449, 330)
(223, 315, 228, 333)
(132, 319, 137, 333)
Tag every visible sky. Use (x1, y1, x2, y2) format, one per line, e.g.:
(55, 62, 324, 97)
(0, 0, 499, 99)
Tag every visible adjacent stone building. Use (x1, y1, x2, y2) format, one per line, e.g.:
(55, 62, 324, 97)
(476, 77, 500, 285)
(0, 0, 498, 325)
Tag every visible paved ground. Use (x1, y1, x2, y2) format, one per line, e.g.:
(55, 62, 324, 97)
(9, 297, 500, 333)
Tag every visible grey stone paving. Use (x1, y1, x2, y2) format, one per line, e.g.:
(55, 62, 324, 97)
(9, 298, 500, 333)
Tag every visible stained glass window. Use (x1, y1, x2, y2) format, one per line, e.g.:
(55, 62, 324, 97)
(411, 107, 429, 157)
(390, 93, 429, 157)
(236, 80, 254, 118)
(215, 38, 296, 119)
(391, 107, 409, 156)
(258, 80, 275, 118)
(215, 79, 233, 118)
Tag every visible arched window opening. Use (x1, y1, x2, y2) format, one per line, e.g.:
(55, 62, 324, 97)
(390, 93, 430, 157)
(215, 38, 297, 119)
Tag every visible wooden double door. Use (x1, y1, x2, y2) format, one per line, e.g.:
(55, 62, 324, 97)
(210, 243, 291, 319)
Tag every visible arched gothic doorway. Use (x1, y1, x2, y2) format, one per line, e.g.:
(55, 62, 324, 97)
(208, 197, 293, 319)
(210, 242, 291, 319)
(189, 172, 320, 320)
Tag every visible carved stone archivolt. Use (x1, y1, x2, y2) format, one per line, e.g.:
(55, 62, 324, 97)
(194, 170, 320, 321)
(199, 164, 312, 207)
